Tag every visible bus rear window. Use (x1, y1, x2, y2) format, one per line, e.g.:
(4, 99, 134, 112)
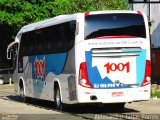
(84, 13, 146, 40)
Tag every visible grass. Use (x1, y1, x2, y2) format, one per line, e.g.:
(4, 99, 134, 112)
(151, 90, 160, 98)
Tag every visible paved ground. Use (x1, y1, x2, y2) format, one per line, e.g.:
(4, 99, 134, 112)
(126, 98, 160, 114)
(0, 84, 160, 120)
(0, 84, 86, 120)
(0, 85, 60, 114)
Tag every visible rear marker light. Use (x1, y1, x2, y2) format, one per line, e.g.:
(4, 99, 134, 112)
(144, 90, 148, 92)
(85, 92, 91, 94)
(79, 62, 93, 88)
(141, 60, 151, 87)
(79, 79, 90, 88)
(85, 12, 90, 17)
(137, 11, 142, 15)
(146, 76, 151, 81)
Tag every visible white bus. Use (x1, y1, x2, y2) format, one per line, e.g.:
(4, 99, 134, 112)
(7, 10, 151, 110)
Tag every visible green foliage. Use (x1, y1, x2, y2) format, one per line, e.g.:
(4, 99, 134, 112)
(151, 89, 160, 98)
(0, 0, 128, 42)
(151, 91, 160, 98)
(52, 0, 128, 15)
(0, 0, 128, 69)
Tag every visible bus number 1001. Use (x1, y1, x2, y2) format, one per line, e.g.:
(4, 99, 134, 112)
(104, 62, 130, 74)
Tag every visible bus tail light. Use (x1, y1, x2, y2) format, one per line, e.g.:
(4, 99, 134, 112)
(79, 62, 93, 88)
(137, 11, 142, 15)
(141, 60, 151, 87)
(85, 12, 90, 16)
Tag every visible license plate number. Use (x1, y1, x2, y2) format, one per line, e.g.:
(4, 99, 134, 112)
(112, 92, 124, 97)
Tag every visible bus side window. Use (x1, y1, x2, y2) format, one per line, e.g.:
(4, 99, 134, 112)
(19, 33, 27, 57)
(58, 24, 66, 52)
(27, 31, 35, 56)
(55, 24, 62, 53)
(68, 21, 76, 50)
(18, 33, 27, 72)
(58, 21, 76, 53)
(35, 29, 45, 55)
(46, 26, 56, 54)
(63, 21, 76, 52)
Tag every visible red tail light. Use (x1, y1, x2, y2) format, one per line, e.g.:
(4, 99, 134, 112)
(79, 62, 93, 88)
(141, 60, 151, 87)
(137, 11, 142, 15)
(85, 12, 90, 17)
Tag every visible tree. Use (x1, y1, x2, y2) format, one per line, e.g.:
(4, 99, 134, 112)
(0, 0, 128, 39)
(0, 0, 128, 69)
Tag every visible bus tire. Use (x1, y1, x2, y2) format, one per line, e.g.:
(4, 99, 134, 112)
(19, 81, 30, 102)
(19, 88, 31, 103)
(19, 87, 26, 102)
(54, 86, 66, 111)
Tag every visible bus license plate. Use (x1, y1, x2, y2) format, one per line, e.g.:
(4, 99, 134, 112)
(112, 92, 124, 97)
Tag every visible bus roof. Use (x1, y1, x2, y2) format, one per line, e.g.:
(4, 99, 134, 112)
(17, 10, 144, 35)
(18, 13, 80, 34)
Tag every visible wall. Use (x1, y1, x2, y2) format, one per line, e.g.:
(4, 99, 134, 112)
(132, 3, 160, 84)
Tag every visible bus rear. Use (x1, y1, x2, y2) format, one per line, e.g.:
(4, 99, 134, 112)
(76, 11, 150, 104)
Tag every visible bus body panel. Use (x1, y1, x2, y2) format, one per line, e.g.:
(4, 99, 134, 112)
(76, 38, 150, 103)
(13, 46, 77, 103)
(10, 10, 150, 106)
(77, 85, 150, 103)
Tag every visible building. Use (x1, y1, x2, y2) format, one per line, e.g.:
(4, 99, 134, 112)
(129, 0, 160, 83)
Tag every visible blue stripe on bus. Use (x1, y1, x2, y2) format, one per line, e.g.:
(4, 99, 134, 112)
(85, 49, 146, 89)
(122, 49, 147, 87)
(45, 53, 68, 75)
(136, 50, 146, 87)
(85, 51, 131, 89)
(29, 53, 68, 97)
(29, 53, 68, 77)
(122, 49, 141, 53)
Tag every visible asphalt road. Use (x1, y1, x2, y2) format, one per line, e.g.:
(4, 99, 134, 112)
(0, 84, 160, 120)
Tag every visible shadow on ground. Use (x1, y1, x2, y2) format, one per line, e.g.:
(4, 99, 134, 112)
(6, 95, 140, 114)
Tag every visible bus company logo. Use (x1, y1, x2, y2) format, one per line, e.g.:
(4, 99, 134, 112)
(34, 56, 46, 80)
(104, 62, 130, 74)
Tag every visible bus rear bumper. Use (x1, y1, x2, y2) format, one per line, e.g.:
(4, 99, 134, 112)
(76, 86, 150, 104)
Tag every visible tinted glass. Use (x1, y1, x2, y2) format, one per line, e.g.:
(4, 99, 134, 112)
(19, 20, 76, 57)
(0, 69, 8, 74)
(85, 13, 146, 39)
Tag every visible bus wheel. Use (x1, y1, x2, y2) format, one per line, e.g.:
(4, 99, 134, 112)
(54, 86, 63, 110)
(19, 82, 31, 102)
(19, 87, 26, 102)
(19, 85, 30, 102)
